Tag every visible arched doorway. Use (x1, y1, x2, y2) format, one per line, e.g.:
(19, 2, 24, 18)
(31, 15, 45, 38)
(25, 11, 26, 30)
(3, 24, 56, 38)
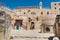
(14, 20, 23, 30)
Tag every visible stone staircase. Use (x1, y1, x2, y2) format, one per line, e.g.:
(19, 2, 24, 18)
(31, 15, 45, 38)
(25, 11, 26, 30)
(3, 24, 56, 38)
(9, 30, 55, 40)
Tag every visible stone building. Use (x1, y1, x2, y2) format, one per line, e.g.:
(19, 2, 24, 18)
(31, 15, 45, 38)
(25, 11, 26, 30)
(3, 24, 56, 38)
(0, 1, 60, 34)
(0, 1, 60, 40)
(11, 1, 58, 34)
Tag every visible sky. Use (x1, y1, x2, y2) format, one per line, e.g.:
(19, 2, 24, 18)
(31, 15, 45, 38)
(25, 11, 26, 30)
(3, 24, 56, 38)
(0, 0, 60, 9)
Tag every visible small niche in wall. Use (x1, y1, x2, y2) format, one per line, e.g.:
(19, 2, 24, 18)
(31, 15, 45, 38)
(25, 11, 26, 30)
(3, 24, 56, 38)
(41, 12, 43, 15)
(28, 10, 30, 12)
(54, 3, 56, 5)
(36, 17, 38, 21)
(59, 3, 60, 5)
(24, 12, 25, 14)
(10, 36, 13, 39)
(55, 7, 56, 10)
(28, 18, 32, 22)
(58, 23, 60, 27)
(59, 8, 60, 10)
(47, 12, 49, 15)
(0, 11, 5, 16)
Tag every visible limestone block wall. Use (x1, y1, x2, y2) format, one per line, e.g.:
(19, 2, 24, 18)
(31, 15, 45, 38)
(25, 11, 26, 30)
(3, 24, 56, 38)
(12, 8, 57, 33)
(51, 2, 60, 11)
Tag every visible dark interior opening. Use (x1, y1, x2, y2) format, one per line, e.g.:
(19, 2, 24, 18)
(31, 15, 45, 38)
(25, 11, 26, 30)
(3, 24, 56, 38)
(36, 17, 38, 21)
(15, 20, 23, 26)
(46, 27, 50, 32)
(58, 23, 60, 27)
(28, 18, 32, 22)
(0, 11, 5, 16)
(30, 22, 35, 29)
(14, 20, 23, 30)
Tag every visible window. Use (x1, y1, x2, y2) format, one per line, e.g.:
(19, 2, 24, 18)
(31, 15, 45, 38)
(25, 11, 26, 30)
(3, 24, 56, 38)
(10, 36, 13, 39)
(58, 23, 60, 27)
(41, 12, 43, 15)
(36, 17, 38, 21)
(47, 12, 49, 15)
(55, 7, 56, 10)
(59, 8, 60, 10)
(54, 3, 56, 5)
(28, 18, 32, 22)
(59, 3, 60, 5)
(28, 10, 30, 12)
(31, 12, 36, 15)
(24, 12, 25, 14)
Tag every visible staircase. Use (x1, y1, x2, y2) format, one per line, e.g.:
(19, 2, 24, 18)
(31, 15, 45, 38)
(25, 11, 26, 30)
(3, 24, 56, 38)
(10, 30, 55, 40)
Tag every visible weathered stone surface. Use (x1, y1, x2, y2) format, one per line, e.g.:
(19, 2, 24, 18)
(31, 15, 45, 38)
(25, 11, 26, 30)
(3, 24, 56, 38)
(10, 30, 55, 40)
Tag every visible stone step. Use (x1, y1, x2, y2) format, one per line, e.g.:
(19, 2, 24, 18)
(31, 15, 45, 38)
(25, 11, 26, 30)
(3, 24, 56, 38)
(10, 30, 55, 37)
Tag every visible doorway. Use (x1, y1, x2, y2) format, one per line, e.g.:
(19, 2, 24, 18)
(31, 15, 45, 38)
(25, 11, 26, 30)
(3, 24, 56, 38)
(14, 20, 23, 30)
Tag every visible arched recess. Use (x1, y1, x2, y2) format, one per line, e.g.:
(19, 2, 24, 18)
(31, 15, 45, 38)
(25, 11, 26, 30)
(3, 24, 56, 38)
(30, 22, 35, 30)
(46, 27, 50, 32)
(14, 20, 23, 30)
